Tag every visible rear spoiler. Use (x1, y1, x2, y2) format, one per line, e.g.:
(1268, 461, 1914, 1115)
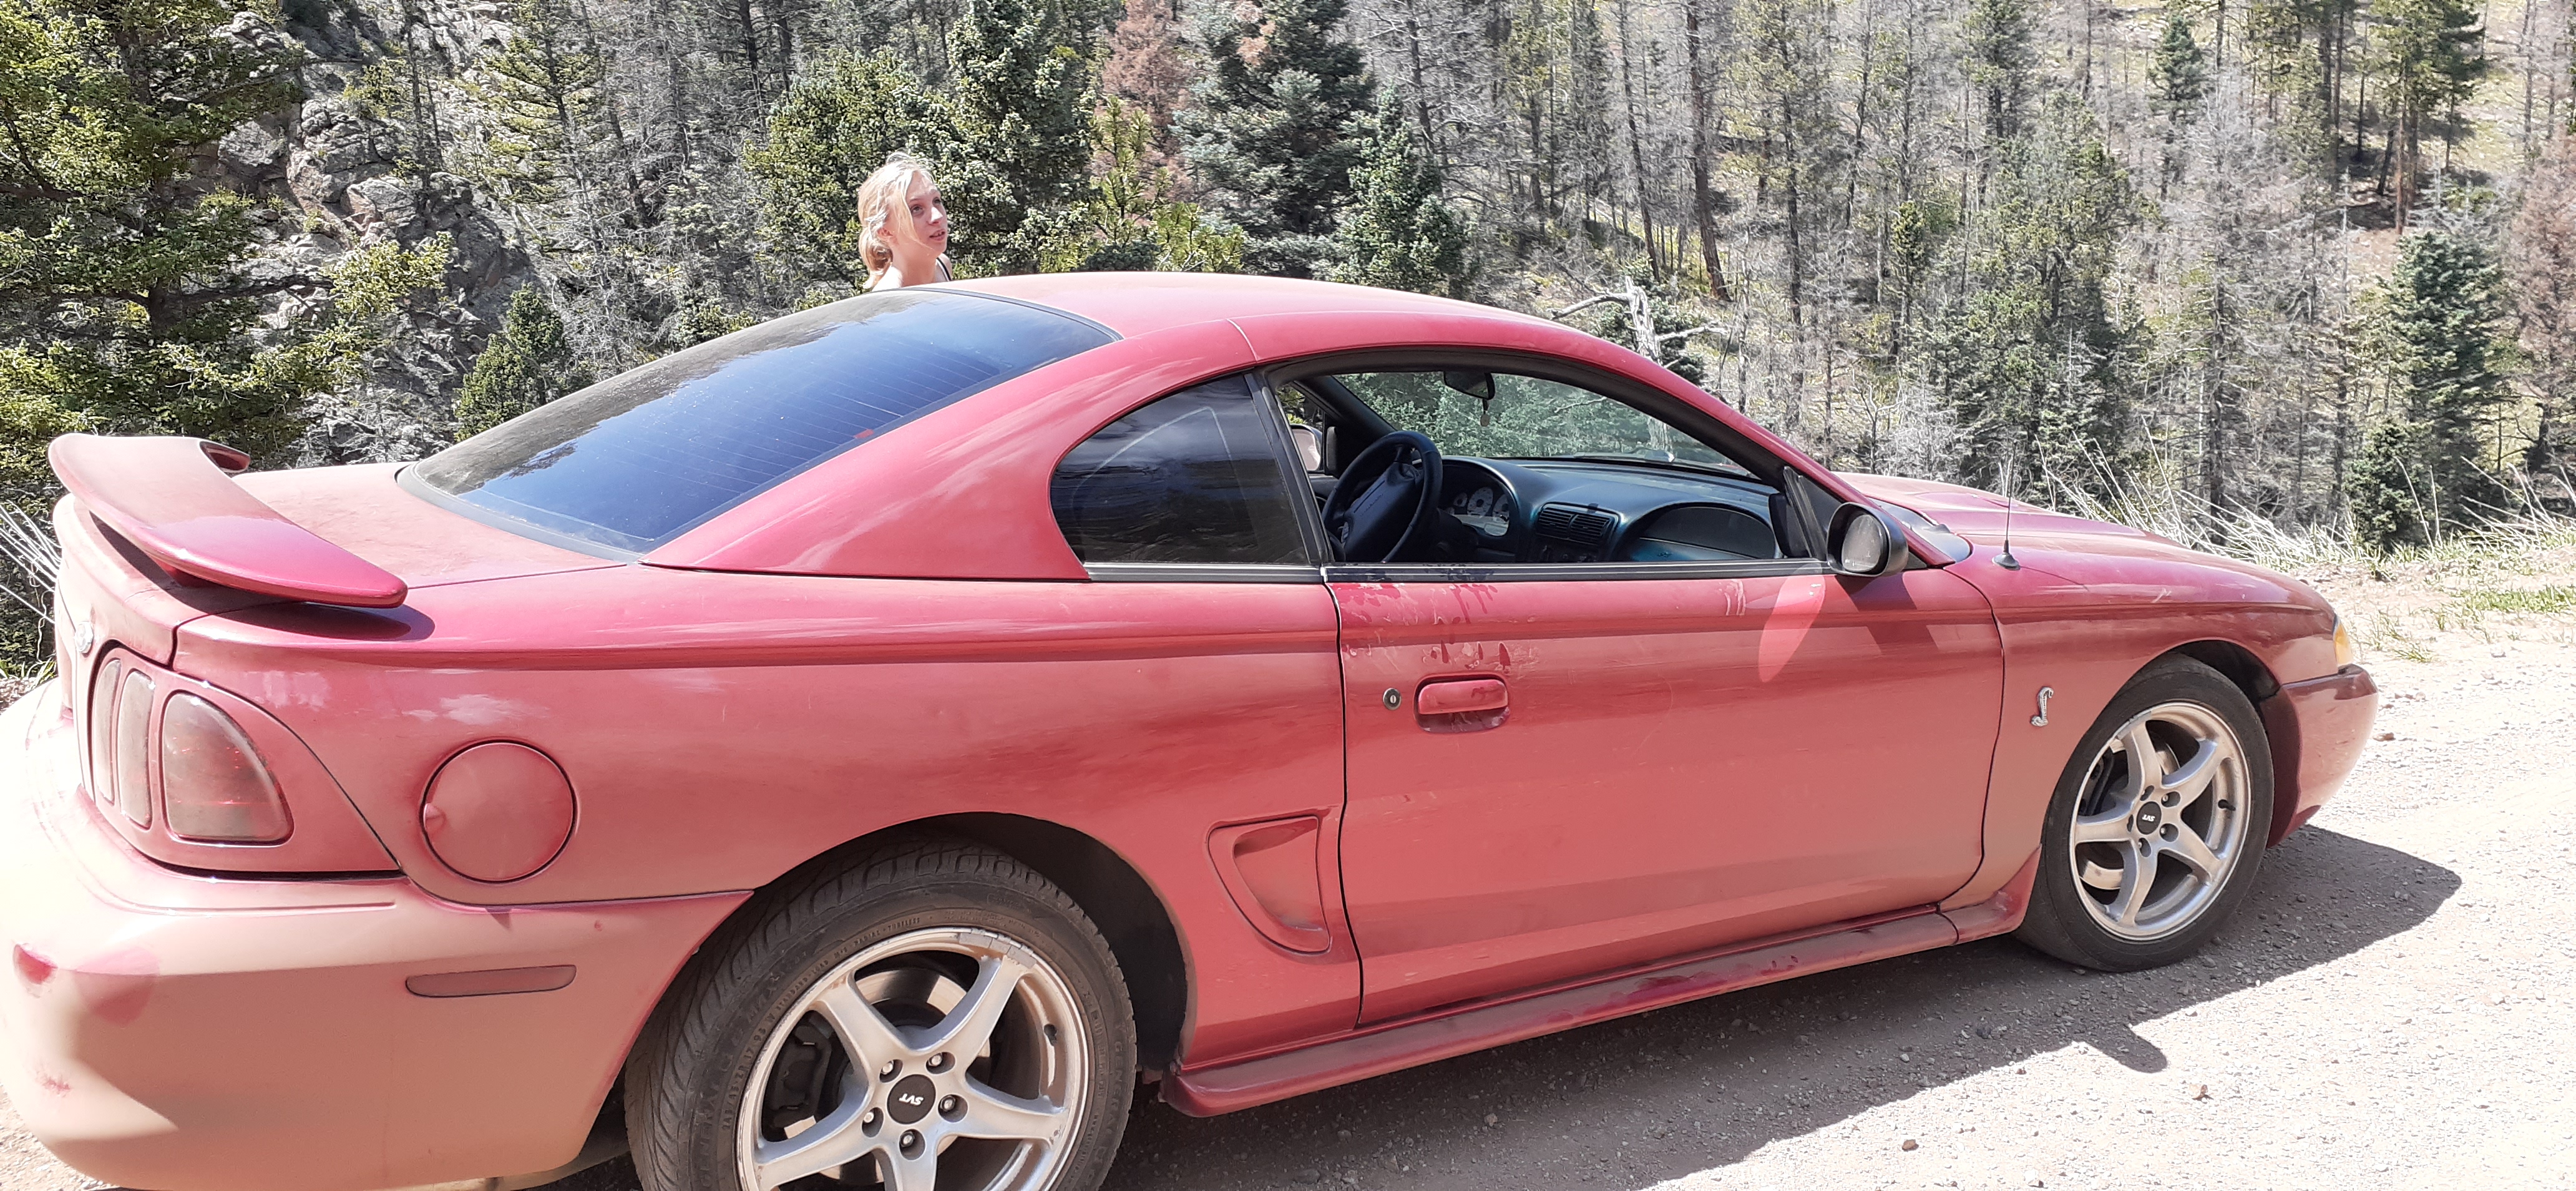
(49, 434, 407, 608)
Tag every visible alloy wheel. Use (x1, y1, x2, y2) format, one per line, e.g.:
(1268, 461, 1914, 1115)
(735, 927, 1089, 1191)
(2065, 701, 2254, 941)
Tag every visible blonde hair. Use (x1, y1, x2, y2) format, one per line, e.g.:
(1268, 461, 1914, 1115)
(856, 152, 942, 288)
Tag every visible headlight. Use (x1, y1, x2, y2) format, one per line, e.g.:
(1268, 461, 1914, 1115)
(2331, 615, 2358, 669)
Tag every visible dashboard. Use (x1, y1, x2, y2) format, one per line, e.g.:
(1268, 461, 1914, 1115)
(1422, 458, 1792, 565)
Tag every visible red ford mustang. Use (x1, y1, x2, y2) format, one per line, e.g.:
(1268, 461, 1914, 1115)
(1, 275, 2374, 1191)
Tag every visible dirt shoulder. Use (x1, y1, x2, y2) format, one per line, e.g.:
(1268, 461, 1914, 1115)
(6, 550, 2572, 1191)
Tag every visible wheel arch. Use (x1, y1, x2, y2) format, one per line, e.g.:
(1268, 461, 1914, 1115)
(640, 813, 1193, 1079)
(2154, 639, 2296, 843)
(922, 813, 1191, 1073)
(2165, 639, 2282, 703)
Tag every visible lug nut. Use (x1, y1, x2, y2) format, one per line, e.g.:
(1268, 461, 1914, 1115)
(900, 1129, 924, 1158)
(861, 1107, 882, 1135)
(927, 1052, 952, 1073)
(879, 1060, 902, 1081)
(2162, 823, 2178, 840)
(939, 1095, 964, 1120)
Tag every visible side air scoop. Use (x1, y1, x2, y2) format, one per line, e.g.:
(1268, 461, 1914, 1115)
(49, 434, 409, 608)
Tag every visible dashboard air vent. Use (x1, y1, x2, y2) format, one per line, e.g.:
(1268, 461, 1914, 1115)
(1534, 504, 1616, 547)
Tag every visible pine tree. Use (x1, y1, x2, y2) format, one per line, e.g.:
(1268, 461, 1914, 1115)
(745, 49, 947, 285)
(1963, 0, 2036, 144)
(0, 0, 339, 464)
(2150, 9, 2211, 120)
(0, 0, 454, 671)
(1178, 0, 1377, 277)
(944, 0, 1094, 275)
(2350, 222, 2515, 547)
(1920, 96, 2138, 498)
(1048, 99, 1246, 273)
(455, 288, 590, 436)
(2368, 0, 2489, 225)
(1329, 100, 1470, 295)
(471, 0, 613, 213)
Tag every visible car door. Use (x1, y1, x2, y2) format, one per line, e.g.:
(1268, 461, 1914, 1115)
(1310, 365, 2006, 1023)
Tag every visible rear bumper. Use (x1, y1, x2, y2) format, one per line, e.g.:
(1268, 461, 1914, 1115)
(0, 682, 744, 1191)
(2260, 664, 2378, 844)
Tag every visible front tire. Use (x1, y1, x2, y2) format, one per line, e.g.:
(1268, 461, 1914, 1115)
(627, 837, 1136, 1191)
(2016, 657, 2274, 972)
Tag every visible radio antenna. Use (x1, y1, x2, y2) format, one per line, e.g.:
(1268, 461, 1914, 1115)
(1996, 456, 2022, 571)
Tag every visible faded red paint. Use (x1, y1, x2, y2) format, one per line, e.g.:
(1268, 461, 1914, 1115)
(70, 946, 158, 1026)
(2, 274, 2373, 1191)
(1942, 851, 2043, 943)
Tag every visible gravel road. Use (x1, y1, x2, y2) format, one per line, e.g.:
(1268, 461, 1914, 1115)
(6, 559, 2571, 1191)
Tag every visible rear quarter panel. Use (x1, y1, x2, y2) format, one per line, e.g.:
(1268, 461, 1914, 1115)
(173, 567, 1362, 1066)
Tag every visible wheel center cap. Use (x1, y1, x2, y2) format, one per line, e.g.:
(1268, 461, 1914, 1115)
(2134, 801, 2164, 834)
(887, 1074, 937, 1125)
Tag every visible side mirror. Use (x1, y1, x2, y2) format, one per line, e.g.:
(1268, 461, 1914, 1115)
(1827, 502, 1906, 577)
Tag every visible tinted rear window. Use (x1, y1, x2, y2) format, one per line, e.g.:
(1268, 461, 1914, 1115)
(409, 290, 1113, 553)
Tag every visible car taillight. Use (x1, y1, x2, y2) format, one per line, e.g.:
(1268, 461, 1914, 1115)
(160, 692, 291, 843)
(110, 669, 154, 826)
(88, 658, 122, 808)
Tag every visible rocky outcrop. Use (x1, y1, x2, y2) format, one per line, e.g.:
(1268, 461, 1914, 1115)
(207, 0, 542, 466)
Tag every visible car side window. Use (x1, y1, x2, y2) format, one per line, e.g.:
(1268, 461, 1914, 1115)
(1051, 374, 1312, 566)
(1306, 367, 1808, 567)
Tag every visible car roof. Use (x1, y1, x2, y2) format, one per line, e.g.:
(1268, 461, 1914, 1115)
(946, 272, 1560, 339)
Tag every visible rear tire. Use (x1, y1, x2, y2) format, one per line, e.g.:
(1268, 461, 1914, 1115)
(627, 836, 1136, 1191)
(2016, 657, 2273, 972)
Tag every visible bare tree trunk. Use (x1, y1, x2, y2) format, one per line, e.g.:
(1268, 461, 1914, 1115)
(1614, 0, 1662, 276)
(1783, 92, 1805, 330)
(1683, 0, 1729, 298)
(1402, 3, 1437, 153)
(734, 0, 763, 96)
(2204, 282, 2227, 511)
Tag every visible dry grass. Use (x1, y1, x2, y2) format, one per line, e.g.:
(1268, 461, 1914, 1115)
(2041, 454, 2576, 667)
(2304, 520, 2576, 667)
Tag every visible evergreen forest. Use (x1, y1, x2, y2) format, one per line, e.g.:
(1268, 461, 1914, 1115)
(2, 0, 2574, 670)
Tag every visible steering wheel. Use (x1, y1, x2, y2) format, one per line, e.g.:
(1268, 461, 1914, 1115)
(1322, 431, 1442, 563)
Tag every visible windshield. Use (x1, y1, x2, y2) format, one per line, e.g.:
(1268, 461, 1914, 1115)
(409, 290, 1113, 553)
(1332, 371, 1737, 469)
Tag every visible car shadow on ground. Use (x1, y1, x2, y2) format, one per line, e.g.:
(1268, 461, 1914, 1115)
(523, 826, 2445, 1191)
(1100, 826, 2452, 1190)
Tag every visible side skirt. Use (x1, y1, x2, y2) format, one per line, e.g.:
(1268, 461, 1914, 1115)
(1163, 909, 1962, 1117)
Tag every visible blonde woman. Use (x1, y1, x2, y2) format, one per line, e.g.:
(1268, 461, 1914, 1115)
(856, 152, 954, 290)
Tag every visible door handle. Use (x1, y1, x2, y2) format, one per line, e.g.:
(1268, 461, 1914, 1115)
(1415, 677, 1508, 732)
(1417, 677, 1507, 714)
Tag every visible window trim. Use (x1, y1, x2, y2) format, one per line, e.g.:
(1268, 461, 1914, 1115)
(1246, 372, 1338, 567)
(397, 468, 644, 561)
(1322, 559, 1832, 584)
(1083, 562, 1324, 584)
